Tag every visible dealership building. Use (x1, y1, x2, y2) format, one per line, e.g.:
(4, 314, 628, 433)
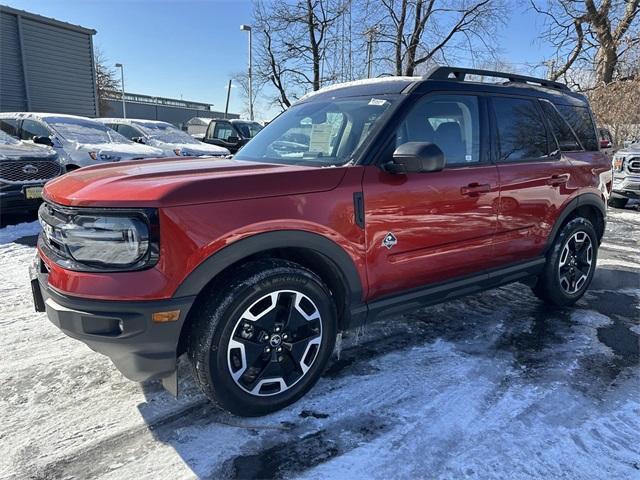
(0, 5, 236, 127)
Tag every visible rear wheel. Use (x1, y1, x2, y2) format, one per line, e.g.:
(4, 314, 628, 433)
(533, 217, 598, 306)
(187, 259, 337, 416)
(607, 196, 629, 209)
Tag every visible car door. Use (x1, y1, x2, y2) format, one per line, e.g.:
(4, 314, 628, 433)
(490, 96, 576, 265)
(362, 93, 500, 300)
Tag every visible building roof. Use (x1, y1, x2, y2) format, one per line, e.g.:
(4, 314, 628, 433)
(0, 5, 96, 35)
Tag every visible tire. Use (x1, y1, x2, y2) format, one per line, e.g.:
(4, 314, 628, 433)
(607, 197, 629, 209)
(532, 217, 598, 307)
(187, 259, 337, 416)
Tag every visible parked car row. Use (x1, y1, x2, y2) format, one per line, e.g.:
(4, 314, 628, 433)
(0, 112, 235, 214)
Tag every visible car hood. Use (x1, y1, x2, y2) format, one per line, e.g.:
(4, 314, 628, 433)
(66, 140, 165, 158)
(0, 141, 57, 160)
(43, 157, 348, 207)
(616, 144, 640, 156)
(150, 140, 230, 156)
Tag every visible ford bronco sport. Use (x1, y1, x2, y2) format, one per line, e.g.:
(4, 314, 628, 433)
(31, 67, 612, 416)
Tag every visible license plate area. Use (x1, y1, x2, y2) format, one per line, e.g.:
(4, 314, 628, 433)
(24, 186, 43, 199)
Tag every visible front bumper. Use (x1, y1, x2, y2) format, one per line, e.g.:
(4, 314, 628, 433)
(612, 174, 640, 199)
(30, 253, 196, 386)
(0, 184, 45, 213)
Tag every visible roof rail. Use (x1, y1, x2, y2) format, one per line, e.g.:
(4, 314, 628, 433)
(426, 66, 570, 91)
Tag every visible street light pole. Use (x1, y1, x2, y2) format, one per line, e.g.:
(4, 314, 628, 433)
(115, 63, 126, 119)
(240, 24, 253, 121)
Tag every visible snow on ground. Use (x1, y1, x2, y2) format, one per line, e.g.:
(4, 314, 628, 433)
(0, 207, 639, 479)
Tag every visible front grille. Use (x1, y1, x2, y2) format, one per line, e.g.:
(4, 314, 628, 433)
(628, 158, 640, 174)
(0, 159, 61, 184)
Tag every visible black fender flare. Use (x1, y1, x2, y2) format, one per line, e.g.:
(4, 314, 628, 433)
(544, 192, 606, 252)
(173, 230, 365, 325)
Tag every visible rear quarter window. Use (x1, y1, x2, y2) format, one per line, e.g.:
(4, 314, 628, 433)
(555, 104, 598, 151)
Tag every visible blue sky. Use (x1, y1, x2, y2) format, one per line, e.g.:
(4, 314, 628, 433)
(4, 0, 554, 119)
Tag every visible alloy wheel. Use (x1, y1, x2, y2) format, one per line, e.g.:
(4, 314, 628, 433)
(558, 231, 593, 295)
(227, 290, 323, 396)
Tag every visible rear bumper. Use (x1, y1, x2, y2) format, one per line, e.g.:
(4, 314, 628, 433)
(31, 254, 196, 384)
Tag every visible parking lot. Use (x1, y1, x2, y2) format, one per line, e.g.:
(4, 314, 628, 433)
(0, 204, 638, 479)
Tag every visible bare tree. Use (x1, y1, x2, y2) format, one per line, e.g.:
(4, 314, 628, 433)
(232, 71, 267, 118)
(532, 0, 640, 86)
(253, 0, 350, 110)
(361, 0, 504, 76)
(589, 78, 640, 144)
(94, 47, 120, 116)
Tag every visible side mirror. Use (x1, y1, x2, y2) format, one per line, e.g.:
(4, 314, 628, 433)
(132, 136, 146, 144)
(33, 136, 54, 147)
(599, 140, 612, 149)
(227, 135, 240, 144)
(386, 142, 445, 174)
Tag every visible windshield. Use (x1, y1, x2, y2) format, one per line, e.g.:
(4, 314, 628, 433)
(234, 96, 396, 166)
(0, 129, 19, 145)
(47, 117, 131, 144)
(134, 121, 200, 144)
(233, 121, 263, 139)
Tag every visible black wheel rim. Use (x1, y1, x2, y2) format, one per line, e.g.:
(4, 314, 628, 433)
(558, 231, 593, 295)
(227, 290, 322, 396)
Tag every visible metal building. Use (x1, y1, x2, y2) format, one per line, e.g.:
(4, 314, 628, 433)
(0, 5, 99, 117)
(104, 92, 239, 129)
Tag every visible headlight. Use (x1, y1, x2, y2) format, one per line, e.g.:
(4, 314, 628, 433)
(38, 202, 159, 271)
(173, 148, 182, 156)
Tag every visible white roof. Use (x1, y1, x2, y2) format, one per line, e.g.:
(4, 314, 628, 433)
(98, 118, 172, 126)
(186, 117, 215, 126)
(0, 112, 96, 120)
(299, 76, 421, 101)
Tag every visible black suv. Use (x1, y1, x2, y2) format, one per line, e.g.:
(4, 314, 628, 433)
(202, 118, 263, 153)
(0, 128, 61, 214)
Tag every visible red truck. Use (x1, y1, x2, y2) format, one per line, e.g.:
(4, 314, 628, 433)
(31, 67, 612, 416)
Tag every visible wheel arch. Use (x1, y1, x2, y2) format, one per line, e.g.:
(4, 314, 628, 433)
(545, 192, 606, 252)
(175, 230, 366, 354)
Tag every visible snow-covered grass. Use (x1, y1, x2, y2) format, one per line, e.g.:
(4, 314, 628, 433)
(0, 209, 639, 479)
(0, 220, 40, 244)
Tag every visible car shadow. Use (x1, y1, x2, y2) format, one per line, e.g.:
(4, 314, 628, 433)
(132, 265, 639, 478)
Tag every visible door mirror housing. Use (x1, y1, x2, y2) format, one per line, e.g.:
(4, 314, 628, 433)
(386, 142, 445, 174)
(226, 135, 240, 144)
(33, 135, 54, 147)
(132, 136, 146, 144)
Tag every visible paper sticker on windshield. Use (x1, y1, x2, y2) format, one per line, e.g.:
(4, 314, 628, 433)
(308, 124, 333, 155)
(369, 98, 388, 106)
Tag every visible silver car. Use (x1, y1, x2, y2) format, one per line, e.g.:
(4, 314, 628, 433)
(0, 113, 165, 171)
(98, 118, 230, 157)
(610, 142, 640, 208)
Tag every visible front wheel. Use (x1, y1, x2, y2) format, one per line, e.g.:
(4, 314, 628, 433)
(187, 259, 337, 416)
(532, 217, 598, 306)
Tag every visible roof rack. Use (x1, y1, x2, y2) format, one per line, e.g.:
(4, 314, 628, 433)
(426, 66, 570, 91)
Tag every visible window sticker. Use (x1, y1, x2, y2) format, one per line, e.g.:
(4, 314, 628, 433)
(308, 124, 333, 155)
(369, 98, 388, 106)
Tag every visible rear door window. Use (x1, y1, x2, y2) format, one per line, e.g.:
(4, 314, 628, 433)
(539, 100, 582, 151)
(214, 123, 234, 141)
(555, 104, 598, 151)
(492, 97, 549, 162)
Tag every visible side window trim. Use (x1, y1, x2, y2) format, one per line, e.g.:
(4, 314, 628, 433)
(537, 98, 584, 152)
(372, 90, 489, 170)
(489, 95, 554, 164)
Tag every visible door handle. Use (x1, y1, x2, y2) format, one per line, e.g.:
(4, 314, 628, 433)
(461, 183, 491, 196)
(547, 174, 569, 186)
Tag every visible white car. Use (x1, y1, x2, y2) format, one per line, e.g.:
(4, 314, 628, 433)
(98, 119, 230, 157)
(0, 113, 166, 171)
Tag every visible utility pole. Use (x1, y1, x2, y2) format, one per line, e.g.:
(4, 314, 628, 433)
(365, 27, 377, 78)
(224, 79, 232, 119)
(240, 24, 253, 121)
(115, 63, 126, 118)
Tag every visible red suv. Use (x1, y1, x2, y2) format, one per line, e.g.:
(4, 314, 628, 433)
(31, 67, 612, 416)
